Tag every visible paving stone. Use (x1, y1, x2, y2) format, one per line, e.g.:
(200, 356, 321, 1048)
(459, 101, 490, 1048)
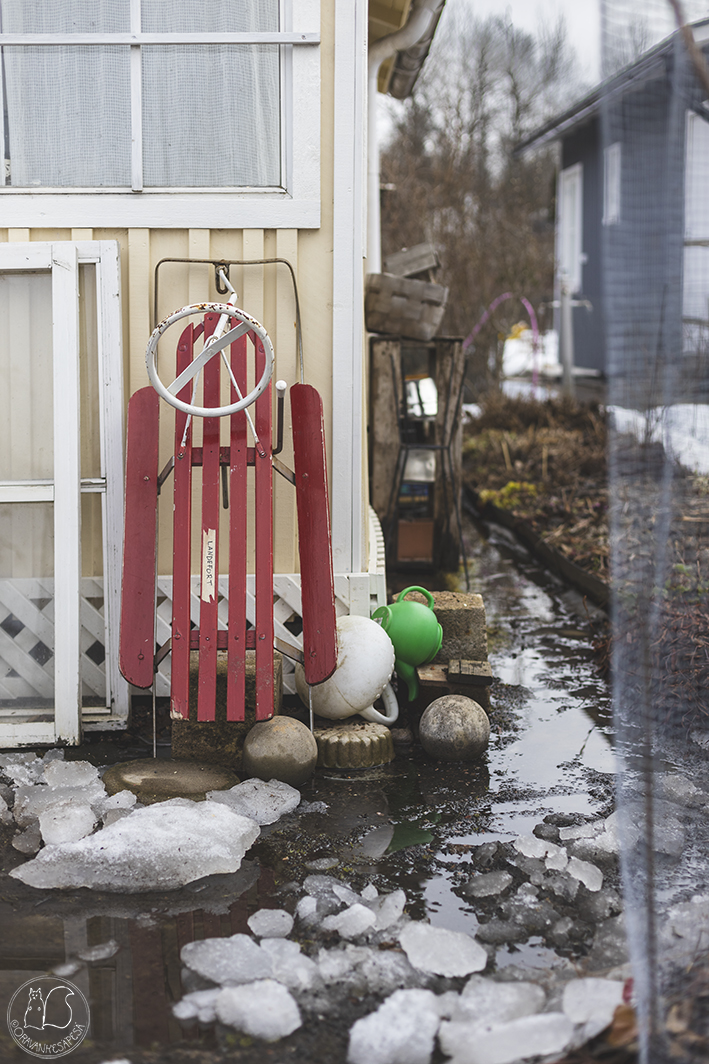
(102, 759, 238, 804)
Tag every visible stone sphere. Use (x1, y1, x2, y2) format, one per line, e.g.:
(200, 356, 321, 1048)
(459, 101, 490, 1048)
(418, 695, 490, 762)
(242, 716, 318, 787)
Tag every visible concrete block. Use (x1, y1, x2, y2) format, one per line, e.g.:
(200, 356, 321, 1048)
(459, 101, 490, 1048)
(172, 651, 283, 770)
(409, 590, 487, 662)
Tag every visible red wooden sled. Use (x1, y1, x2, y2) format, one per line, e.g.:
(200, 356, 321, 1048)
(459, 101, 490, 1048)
(119, 310, 337, 722)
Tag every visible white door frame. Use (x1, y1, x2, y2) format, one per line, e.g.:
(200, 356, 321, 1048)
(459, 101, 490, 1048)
(0, 240, 126, 747)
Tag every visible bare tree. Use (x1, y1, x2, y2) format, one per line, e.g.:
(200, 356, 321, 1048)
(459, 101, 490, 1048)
(380, 4, 583, 388)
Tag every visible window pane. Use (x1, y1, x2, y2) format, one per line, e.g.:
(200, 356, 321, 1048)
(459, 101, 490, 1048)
(141, 0, 278, 32)
(0, 272, 53, 480)
(3, 46, 131, 186)
(0, 0, 130, 33)
(142, 45, 280, 187)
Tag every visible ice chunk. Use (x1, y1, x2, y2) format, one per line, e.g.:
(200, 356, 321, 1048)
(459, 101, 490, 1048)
(206, 778, 300, 825)
(102, 809, 133, 828)
(347, 988, 441, 1064)
(10, 799, 259, 892)
(439, 1012, 574, 1064)
(296, 895, 319, 925)
(562, 978, 624, 1040)
(304, 874, 342, 898)
(373, 888, 407, 930)
(247, 908, 294, 938)
(0, 753, 44, 787)
(317, 946, 359, 984)
(545, 848, 568, 872)
(661, 773, 706, 806)
(95, 789, 138, 815)
(304, 856, 339, 871)
(216, 980, 302, 1041)
(173, 987, 221, 1024)
(77, 939, 120, 962)
(559, 821, 603, 841)
(399, 923, 487, 977)
(322, 903, 377, 939)
(512, 835, 547, 860)
(566, 856, 603, 892)
(182, 933, 272, 984)
(665, 895, 709, 954)
(260, 937, 319, 992)
(12, 820, 41, 854)
(0, 794, 12, 825)
(43, 760, 100, 788)
(361, 883, 379, 901)
(356, 948, 422, 995)
(13, 781, 107, 827)
(39, 801, 97, 845)
(333, 882, 360, 906)
(452, 976, 545, 1026)
(464, 872, 513, 898)
(513, 835, 566, 867)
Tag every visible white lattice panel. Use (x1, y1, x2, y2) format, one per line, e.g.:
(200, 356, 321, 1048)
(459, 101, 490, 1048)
(0, 577, 109, 707)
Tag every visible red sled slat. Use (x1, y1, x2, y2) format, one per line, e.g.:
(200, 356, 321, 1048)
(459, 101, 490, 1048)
(197, 313, 221, 722)
(227, 332, 249, 720)
(291, 383, 337, 685)
(170, 324, 195, 721)
(254, 337, 274, 720)
(120, 387, 160, 689)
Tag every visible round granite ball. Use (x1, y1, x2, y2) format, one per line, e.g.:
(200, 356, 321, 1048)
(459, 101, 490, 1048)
(418, 695, 490, 761)
(242, 716, 318, 787)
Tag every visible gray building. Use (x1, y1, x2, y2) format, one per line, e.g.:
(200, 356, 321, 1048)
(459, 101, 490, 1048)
(518, 22, 709, 397)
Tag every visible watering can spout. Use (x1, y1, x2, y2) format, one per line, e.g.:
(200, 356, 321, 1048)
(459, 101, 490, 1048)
(396, 659, 419, 702)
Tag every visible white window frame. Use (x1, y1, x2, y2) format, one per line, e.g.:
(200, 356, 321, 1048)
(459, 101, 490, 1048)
(0, 241, 127, 747)
(603, 142, 621, 226)
(557, 162, 583, 295)
(0, 0, 321, 229)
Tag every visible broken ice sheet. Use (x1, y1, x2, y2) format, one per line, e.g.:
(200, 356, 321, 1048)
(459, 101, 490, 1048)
(247, 908, 294, 938)
(347, 988, 442, 1064)
(399, 922, 487, 977)
(216, 980, 302, 1041)
(182, 933, 272, 985)
(77, 939, 120, 962)
(321, 902, 377, 939)
(562, 977, 624, 1041)
(206, 777, 300, 825)
(173, 987, 221, 1025)
(439, 1011, 574, 1064)
(10, 799, 259, 892)
(38, 801, 97, 846)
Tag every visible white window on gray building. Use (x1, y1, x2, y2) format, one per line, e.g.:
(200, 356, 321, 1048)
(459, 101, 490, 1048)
(603, 142, 621, 226)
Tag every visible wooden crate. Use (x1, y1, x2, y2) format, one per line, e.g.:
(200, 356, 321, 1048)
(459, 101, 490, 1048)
(365, 272, 448, 341)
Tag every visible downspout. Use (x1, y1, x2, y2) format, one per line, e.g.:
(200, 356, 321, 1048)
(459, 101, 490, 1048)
(367, 0, 439, 275)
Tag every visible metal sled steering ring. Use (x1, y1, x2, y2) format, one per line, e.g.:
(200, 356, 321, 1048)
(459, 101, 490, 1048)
(146, 301, 274, 419)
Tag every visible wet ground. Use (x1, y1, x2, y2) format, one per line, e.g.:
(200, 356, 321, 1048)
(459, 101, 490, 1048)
(0, 518, 622, 1063)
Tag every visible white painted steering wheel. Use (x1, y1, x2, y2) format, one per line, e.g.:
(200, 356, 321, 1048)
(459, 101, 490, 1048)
(145, 302, 274, 418)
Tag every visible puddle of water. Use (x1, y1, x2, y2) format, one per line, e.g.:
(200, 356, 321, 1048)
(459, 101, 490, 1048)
(1, 516, 616, 1061)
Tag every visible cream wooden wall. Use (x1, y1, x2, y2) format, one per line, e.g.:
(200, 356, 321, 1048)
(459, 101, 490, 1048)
(0, 225, 336, 579)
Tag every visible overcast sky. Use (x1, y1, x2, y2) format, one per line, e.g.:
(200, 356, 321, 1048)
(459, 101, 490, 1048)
(469, 0, 602, 84)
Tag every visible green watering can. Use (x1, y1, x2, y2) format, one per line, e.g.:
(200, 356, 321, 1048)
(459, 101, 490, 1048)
(371, 586, 443, 701)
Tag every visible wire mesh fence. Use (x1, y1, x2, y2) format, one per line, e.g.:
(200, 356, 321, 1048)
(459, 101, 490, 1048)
(601, 2, 709, 1059)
